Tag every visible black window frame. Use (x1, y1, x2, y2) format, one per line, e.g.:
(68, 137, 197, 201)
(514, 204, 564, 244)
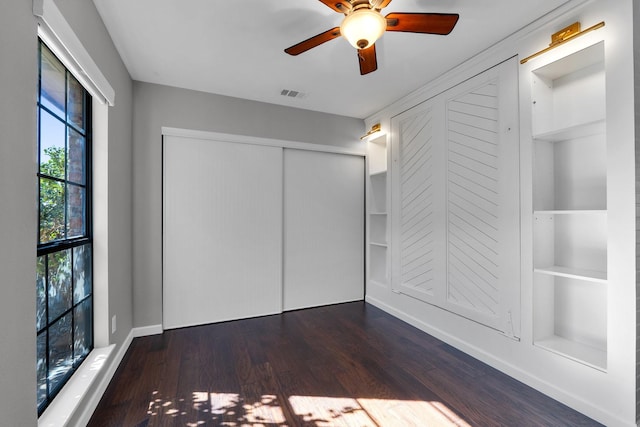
(36, 39, 94, 416)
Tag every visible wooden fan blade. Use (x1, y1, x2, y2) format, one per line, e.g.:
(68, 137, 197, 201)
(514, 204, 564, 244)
(385, 13, 459, 35)
(358, 44, 377, 75)
(285, 27, 341, 56)
(318, 0, 352, 13)
(373, 0, 393, 10)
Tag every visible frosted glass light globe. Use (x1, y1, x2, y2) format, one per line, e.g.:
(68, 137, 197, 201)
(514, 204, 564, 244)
(340, 8, 386, 50)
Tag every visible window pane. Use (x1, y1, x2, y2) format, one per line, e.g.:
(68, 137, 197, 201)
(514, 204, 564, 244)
(48, 249, 72, 322)
(39, 109, 66, 179)
(73, 244, 91, 304)
(37, 40, 93, 415)
(67, 74, 85, 132)
(73, 297, 92, 365)
(37, 256, 47, 331)
(37, 331, 47, 408)
(40, 177, 65, 243)
(67, 128, 85, 184)
(67, 184, 85, 238)
(48, 313, 73, 394)
(40, 44, 65, 118)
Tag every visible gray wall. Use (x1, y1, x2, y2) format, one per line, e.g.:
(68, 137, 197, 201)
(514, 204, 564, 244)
(0, 1, 39, 424)
(635, 0, 640, 422)
(53, 0, 134, 350)
(132, 81, 365, 327)
(0, 0, 133, 424)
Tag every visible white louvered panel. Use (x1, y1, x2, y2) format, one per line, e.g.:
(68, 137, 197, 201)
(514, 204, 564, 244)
(390, 58, 520, 336)
(446, 78, 502, 322)
(397, 106, 437, 297)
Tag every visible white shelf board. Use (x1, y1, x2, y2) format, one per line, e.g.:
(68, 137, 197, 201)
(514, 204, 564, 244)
(369, 133, 387, 145)
(534, 265, 607, 284)
(369, 241, 388, 248)
(535, 335, 606, 371)
(531, 41, 604, 81)
(533, 119, 605, 142)
(534, 209, 606, 215)
(369, 211, 388, 216)
(370, 170, 387, 178)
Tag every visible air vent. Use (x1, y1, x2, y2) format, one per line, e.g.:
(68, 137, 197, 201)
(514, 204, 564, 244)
(280, 89, 306, 99)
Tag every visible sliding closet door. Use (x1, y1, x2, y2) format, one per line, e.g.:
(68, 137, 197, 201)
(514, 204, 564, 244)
(163, 136, 283, 329)
(283, 149, 365, 311)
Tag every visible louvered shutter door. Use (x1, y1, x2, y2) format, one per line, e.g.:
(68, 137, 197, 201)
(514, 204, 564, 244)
(391, 58, 520, 336)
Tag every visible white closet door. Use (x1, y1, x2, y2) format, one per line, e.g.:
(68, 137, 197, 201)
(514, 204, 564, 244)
(443, 59, 520, 334)
(390, 99, 447, 305)
(283, 149, 364, 311)
(163, 136, 283, 329)
(390, 58, 520, 336)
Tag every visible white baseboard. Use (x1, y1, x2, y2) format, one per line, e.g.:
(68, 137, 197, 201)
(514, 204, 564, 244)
(69, 325, 162, 425)
(132, 324, 163, 337)
(71, 329, 134, 426)
(39, 329, 134, 427)
(364, 295, 629, 427)
(71, 325, 162, 425)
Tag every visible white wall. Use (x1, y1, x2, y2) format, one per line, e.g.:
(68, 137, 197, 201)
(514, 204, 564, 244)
(365, 0, 637, 425)
(132, 81, 365, 328)
(0, 0, 134, 424)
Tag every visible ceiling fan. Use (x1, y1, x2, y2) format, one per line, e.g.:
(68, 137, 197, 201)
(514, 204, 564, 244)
(284, 0, 459, 75)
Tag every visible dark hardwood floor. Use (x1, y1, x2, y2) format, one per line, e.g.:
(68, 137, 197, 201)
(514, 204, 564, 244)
(88, 302, 601, 426)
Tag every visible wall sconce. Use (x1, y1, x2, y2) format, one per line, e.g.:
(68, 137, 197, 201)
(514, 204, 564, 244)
(520, 21, 605, 64)
(360, 123, 382, 140)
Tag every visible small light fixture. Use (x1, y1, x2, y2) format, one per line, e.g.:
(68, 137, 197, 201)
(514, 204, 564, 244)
(340, 7, 387, 50)
(360, 123, 382, 140)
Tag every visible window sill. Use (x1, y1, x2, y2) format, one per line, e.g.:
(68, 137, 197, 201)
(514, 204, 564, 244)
(38, 345, 114, 427)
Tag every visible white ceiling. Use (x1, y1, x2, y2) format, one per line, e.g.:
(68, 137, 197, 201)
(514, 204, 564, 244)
(93, 0, 571, 119)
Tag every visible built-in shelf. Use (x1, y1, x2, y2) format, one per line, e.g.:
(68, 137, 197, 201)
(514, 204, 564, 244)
(533, 119, 605, 142)
(535, 335, 607, 371)
(369, 240, 387, 284)
(370, 172, 387, 215)
(368, 133, 388, 288)
(369, 241, 388, 248)
(534, 265, 607, 284)
(531, 40, 607, 371)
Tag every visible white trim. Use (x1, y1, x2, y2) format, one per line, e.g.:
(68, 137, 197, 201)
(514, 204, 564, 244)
(364, 295, 628, 427)
(33, 0, 115, 106)
(38, 329, 134, 427)
(161, 127, 366, 157)
(133, 324, 163, 337)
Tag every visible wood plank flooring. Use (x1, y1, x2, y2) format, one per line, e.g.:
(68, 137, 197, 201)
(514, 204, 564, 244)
(88, 302, 601, 426)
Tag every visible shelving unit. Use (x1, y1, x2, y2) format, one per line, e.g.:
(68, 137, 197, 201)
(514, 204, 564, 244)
(367, 134, 388, 288)
(531, 41, 607, 370)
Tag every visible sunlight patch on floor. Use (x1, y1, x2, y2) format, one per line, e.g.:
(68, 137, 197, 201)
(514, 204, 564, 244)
(288, 395, 372, 426)
(289, 395, 471, 427)
(146, 391, 470, 426)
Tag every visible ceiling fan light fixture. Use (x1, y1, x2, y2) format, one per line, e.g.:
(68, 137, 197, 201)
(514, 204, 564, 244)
(340, 8, 386, 50)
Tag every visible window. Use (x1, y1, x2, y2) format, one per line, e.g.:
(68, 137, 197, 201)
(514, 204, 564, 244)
(36, 40, 93, 415)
